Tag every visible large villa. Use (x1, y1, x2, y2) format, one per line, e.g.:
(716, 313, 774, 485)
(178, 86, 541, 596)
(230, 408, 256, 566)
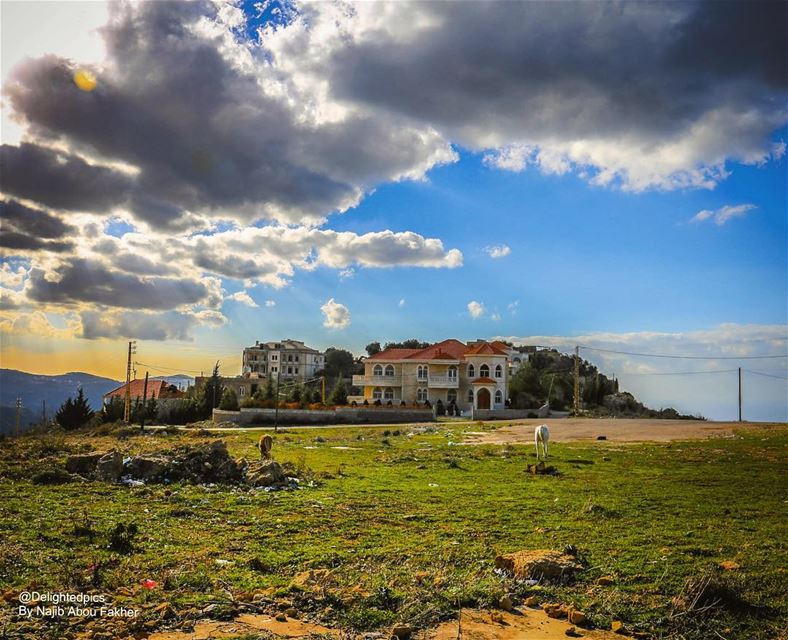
(350, 339, 517, 410)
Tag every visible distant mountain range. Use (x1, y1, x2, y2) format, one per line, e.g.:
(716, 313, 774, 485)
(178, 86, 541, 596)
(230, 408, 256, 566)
(0, 370, 196, 432)
(0, 369, 121, 416)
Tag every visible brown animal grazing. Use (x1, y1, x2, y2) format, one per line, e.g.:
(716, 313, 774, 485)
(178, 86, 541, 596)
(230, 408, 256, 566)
(259, 435, 273, 459)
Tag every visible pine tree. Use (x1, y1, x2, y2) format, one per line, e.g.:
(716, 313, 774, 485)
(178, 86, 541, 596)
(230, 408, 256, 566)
(329, 380, 348, 405)
(200, 362, 224, 418)
(56, 388, 94, 430)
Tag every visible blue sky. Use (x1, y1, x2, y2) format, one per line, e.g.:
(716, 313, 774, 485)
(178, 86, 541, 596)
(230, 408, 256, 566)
(1, 0, 786, 420)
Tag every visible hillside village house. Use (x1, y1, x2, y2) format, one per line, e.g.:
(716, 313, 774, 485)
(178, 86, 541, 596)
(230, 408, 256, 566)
(349, 339, 512, 410)
(102, 379, 184, 405)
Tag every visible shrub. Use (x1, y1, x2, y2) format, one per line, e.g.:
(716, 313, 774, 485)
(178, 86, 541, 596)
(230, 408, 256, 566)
(435, 399, 446, 416)
(329, 380, 348, 405)
(219, 388, 239, 411)
(107, 522, 138, 555)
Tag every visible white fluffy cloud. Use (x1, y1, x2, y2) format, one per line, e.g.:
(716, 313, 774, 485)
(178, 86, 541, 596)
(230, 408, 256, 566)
(225, 291, 259, 307)
(467, 301, 486, 319)
(265, 299, 276, 308)
(321, 298, 351, 330)
(690, 204, 757, 226)
(486, 244, 511, 259)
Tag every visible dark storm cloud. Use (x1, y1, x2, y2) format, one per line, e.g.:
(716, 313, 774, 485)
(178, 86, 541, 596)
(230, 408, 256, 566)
(322, 1, 787, 144)
(0, 199, 75, 239)
(25, 258, 221, 310)
(3, 1, 449, 227)
(0, 231, 74, 253)
(0, 143, 132, 213)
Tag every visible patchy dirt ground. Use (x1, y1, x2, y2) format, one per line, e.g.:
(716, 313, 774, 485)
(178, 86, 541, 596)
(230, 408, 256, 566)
(462, 418, 785, 445)
(148, 613, 338, 639)
(428, 607, 622, 640)
(147, 607, 625, 640)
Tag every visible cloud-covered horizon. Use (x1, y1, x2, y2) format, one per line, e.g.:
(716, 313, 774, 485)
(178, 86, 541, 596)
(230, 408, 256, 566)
(1, 0, 786, 341)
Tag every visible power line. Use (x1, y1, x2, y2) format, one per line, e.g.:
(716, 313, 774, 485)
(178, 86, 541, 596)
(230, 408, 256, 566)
(745, 369, 788, 381)
(579, 345, 788, 360)
(622, 368, 739, 376)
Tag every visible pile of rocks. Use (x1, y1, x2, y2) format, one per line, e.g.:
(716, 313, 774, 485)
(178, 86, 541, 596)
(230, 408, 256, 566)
(63, 440, 291, 488)
(494, 548, 583, 584)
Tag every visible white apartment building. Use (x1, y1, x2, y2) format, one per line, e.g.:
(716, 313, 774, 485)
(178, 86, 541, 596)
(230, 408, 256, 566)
(242, 339, 325, 381)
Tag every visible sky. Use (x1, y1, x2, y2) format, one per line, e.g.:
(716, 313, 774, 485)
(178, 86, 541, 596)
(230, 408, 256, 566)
(0, 0, 786, 421)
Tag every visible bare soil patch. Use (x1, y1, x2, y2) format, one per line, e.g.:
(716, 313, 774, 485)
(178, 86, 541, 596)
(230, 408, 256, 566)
(427, 607, 621, 640)
(463, 418, 785, 445)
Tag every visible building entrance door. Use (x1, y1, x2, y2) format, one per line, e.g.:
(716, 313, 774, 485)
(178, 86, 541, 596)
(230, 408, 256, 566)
(477, 387, 491, 410)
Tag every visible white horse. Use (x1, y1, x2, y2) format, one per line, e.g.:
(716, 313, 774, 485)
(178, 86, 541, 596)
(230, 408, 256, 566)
(534, 424, 550, 459)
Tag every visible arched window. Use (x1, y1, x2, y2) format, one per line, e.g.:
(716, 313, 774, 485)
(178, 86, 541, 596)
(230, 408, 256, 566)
(384, 388, 394, 400)
(447, 389, 457, 403)
(417, 387, 428, 402)
(448, 365, 457, 380)
(417, 365, 428, 380)
(494, 389, 503, 404)
(373, 364, 383, 376)
(373, 387, 382, 400)
(480, 364, 490, 378)
(239, 387, 246, 396)
(468, 364, 475, 378)
(467, 388, 474, 403)
(385, 364, 395, 377)
(513, 357, 521, 364)
(494, 364, 503, 378)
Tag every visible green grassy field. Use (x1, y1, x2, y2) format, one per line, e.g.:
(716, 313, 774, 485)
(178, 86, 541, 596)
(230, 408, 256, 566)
(0, 422, 786, 639)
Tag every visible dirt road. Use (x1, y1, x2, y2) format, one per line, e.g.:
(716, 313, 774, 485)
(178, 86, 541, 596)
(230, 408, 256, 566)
(462, 418, 785, 445)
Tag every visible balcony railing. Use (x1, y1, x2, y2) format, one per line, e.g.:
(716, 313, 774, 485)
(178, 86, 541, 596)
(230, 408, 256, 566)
(428, 375, 459, 388)
(352, 374, 402, 386)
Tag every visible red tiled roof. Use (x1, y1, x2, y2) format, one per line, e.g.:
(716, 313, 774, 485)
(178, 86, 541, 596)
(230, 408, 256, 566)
(406, 339, 468, 361)
(465, 341, 509, 356)
(367, 339, 509, 361)
(103, 379, 181, 400)
(366, 348, 422, 361)
(471, 377, 498, 384)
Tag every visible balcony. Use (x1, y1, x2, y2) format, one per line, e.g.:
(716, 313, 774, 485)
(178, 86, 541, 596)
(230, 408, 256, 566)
(352, 374, 402, 386)
(427, 375, 459, 388)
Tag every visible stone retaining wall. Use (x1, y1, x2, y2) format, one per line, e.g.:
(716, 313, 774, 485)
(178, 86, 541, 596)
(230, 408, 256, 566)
(213, 407, 435, 426)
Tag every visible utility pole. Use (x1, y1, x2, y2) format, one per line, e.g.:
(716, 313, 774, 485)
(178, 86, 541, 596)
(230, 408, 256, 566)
(15, 398, 22, 437)
(321, 375, 326, 404)
(140, 371, 149, 432)
(738, 367, 742, 422)
(274, 365, 281, 432)
(123, 341, 136, 422)
(573, 345, 580, 416)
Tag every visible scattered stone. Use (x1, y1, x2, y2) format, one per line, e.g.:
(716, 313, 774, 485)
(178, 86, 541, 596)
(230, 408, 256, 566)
(596, 436, 607, 441)
(490, 611, 505, 624)
(390, 623, 412, 639)
(543, 603, 566, 619)
(275, 613, 288, 622)
(65, 453, 102, 476)
(246, 459, 285, 487)
(495, 550, 583, 583)
(95, 451, 123, 482)
(611, 620, 626, 634)
(526, 461, 558, 475)
(719, 560, 740, 571)
(602, 456, 611, 461)
(524, 595, 539, 607)
(597, 576, 615, 586)
(284, 607, 298, 618)
(565, 625, 582, 637)
(125, 456, 169, 481)
(498, 594, 513, 611)
(568, 609, 587, 625)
